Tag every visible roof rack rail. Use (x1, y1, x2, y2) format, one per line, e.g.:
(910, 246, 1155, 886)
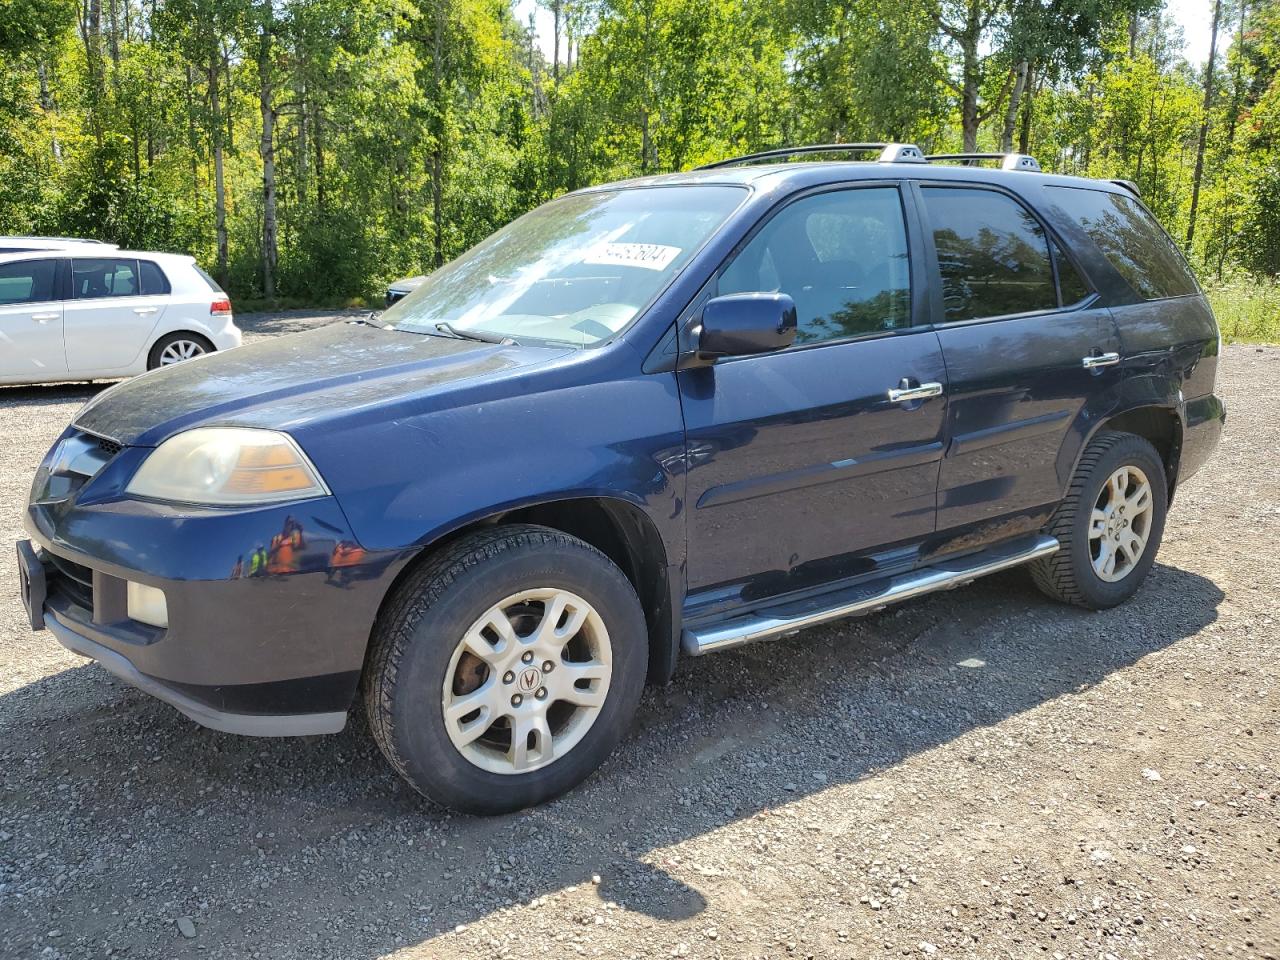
(925, 152, 1041, 172)
(1110, 179, 1141, 197)
(697, 142, 928, 170)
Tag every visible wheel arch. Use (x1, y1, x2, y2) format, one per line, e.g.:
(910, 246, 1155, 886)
(367, 494, 679, 687)
(1086, 403, 1185, 501)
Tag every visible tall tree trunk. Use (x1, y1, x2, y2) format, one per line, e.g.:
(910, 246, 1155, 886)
(37, 62, 63, 161)
(1185, 0, 1222, 249)
(184, 62, 199, 204)
(82, 0, 106, 148)
(258, 30, 278, 298)
(1217, 0, 1249, 278)
(1000, 60, 1028, 152)
(959, 28, 980, 151)
(1018, 62, 1036, 155)
(431, 0, 447, 269)
(313, 102, 326, 210)
(209, 51, 228, 285)
(552, 0, 561, 83)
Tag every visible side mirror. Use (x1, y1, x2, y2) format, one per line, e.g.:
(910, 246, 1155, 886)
(694, 292, 797, 362)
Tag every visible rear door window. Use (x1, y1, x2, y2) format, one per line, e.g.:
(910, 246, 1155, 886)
(922, 186, 1059, 322)
(72, 258, 141, 299)
(0, 259, 59, 304)
(1046, 186, 1198, 299)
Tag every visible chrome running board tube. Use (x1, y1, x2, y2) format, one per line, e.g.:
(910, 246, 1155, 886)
(682, 533, 1060, 656)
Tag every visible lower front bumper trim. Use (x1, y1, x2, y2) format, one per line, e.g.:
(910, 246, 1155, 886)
(46, 614, 349, 737)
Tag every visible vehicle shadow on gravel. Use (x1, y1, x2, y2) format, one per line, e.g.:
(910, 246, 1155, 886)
(0, 560, 1223, 958)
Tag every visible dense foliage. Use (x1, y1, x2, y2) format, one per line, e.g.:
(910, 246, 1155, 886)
(0, 0, 1277, 302)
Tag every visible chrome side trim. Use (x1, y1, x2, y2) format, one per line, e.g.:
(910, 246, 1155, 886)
(682, 534, 1060, 656)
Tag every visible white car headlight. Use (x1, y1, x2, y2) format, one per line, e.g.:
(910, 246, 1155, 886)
(125, 427, 329, 506)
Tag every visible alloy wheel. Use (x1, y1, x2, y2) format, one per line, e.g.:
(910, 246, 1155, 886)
(1089, 464, 1154, 582)
(159, 339, 207, 365)
(441, 588, 612, 775)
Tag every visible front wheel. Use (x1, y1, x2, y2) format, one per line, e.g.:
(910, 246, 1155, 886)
(363, 525, 647, 814)
(1032, 431, 1168, 609)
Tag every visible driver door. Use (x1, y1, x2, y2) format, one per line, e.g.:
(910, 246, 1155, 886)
(677, 184, 947, 613)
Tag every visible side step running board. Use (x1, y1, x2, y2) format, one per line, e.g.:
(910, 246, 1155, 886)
(682, 533, 1060, 656)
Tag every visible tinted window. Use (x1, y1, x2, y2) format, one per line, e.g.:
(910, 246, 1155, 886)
(924, 187, 1057, 322)
(138, 260, 170, 295)
(1047, 187, 1197, 299)
(1053, 239, 1091, 305)
(72, 258, 140, 299)
(718, 187, 910, 343)
(0, 259, 58, 304)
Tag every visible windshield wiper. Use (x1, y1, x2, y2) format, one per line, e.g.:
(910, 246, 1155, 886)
(435, 322, 517, 345)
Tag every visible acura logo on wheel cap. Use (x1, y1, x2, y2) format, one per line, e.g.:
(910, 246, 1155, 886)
(517, 667, 541, 692)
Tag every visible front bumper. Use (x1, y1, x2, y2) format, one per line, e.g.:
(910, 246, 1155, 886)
(21, 438, 408, 735)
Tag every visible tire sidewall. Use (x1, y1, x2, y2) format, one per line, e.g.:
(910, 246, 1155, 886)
(384, 542, 647, 814)
(1065, 435, 1168, 608)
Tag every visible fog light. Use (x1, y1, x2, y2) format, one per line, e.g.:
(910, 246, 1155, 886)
(126, 581, 168, 628)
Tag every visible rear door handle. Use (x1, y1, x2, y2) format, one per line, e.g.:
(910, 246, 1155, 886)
(887, 381, 943, 403)
(1082, 352, 1120, 369)
(31, 312, 58, 323)
(133, 307, 158, 315)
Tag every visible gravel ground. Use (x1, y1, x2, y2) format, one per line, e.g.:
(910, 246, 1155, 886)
(1, 315, 1276, 960)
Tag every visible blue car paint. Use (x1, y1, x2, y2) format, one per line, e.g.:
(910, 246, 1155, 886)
(22, 161, 1225, 727)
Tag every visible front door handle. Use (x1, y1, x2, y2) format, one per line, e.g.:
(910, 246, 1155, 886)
(1082, 352, 1120, 369)
(133, 307, 158, 315)
(887, 381, 943, 403)
(31, 312, 58, 323)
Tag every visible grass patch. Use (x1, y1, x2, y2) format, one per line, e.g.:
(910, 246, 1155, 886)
(1205, 277, 1280, 344)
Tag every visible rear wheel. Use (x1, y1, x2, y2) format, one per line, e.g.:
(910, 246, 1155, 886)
(1032, 431, 1168, 609)
(148, 332, 213, 369)
(363, 525, 647, 814)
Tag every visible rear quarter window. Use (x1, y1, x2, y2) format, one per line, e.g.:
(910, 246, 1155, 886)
(139, 260, 171, 295)
(1047, 186, 1198, 300)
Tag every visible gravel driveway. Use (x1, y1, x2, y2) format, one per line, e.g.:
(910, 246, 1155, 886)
(1, 314, 1276, 960)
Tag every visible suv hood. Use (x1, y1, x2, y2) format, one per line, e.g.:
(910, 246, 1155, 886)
(74, 321, 571, 447)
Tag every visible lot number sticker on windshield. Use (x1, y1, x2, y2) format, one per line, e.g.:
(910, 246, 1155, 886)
(583, 242, 681, 271)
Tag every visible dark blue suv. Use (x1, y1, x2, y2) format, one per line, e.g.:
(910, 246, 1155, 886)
(17, 144, 1224, 813)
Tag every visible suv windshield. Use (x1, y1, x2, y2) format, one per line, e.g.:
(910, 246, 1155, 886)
(381, 185, 745, 346)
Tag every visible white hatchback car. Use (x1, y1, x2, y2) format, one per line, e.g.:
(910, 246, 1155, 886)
(0, 249, 242, 385)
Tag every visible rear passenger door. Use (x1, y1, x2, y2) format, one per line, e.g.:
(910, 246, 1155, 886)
(64, 257, 168, 374)
(916, 182, 1123, 550)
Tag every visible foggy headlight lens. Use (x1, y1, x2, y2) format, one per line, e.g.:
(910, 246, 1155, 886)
(125, 427, 329, 505)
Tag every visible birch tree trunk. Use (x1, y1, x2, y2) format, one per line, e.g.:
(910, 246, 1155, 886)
(258, 25, 278, 298)
(1185, 0, 1222, 249)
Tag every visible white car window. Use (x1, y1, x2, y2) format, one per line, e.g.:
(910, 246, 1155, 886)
(0, 259, 59, 304)
(72, 258, 141, 299)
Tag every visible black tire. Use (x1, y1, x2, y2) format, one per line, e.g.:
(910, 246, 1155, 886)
(1031, 431, 1168, 609)
(146, 332, 214, 370)
(363, 524, 647, 815)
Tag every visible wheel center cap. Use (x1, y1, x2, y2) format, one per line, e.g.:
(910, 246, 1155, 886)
(516, 667, 542, 693)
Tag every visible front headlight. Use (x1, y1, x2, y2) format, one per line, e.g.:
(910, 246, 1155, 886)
(125, 427, 330, 506)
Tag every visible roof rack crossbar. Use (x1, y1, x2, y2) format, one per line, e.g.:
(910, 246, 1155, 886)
(697, 142, 927, 170)
(925, 152, 1041, 172)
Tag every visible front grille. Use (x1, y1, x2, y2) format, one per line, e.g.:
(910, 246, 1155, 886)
(47, 553, 94, 611)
